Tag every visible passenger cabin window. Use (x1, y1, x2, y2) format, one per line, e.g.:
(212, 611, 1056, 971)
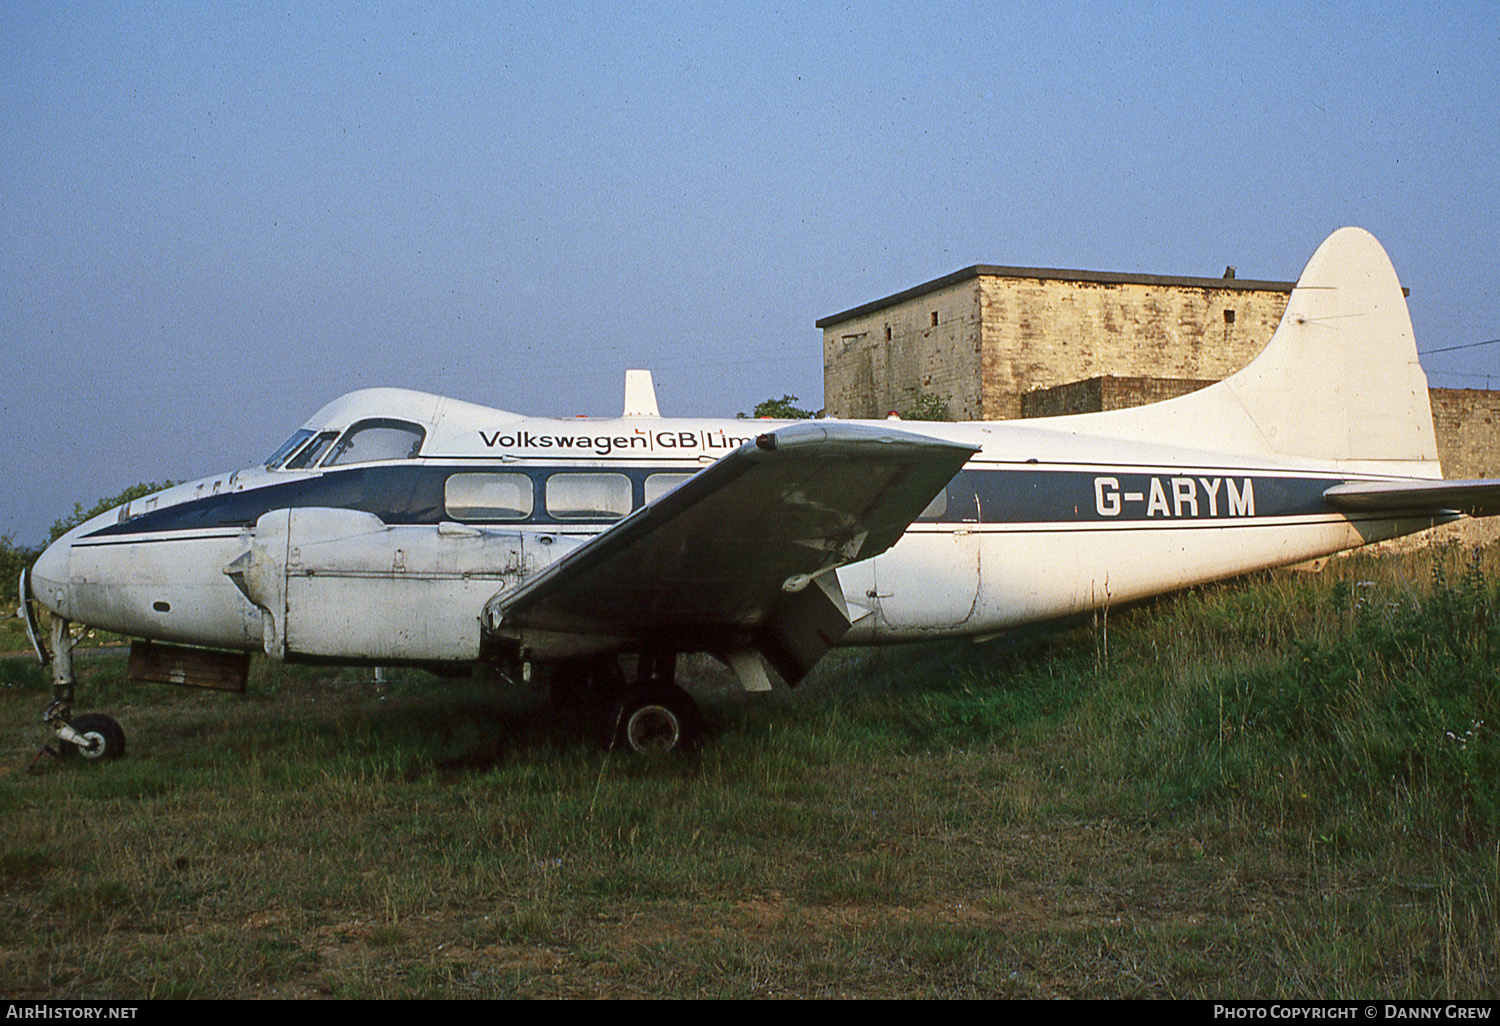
(284, 431, 339, 470)
(445, 473, 534, 521)
(264, 429, 313, 469)
(644, 472, 696, 505)
(546, 472, 632, 520)
(322, 419, 426, 467)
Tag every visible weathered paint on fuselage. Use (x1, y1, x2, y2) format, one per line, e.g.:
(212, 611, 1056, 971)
(27, 386, 1448, 668)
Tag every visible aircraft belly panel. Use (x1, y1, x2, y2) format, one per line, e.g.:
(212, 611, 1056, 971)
(852, 515, 1438, 642)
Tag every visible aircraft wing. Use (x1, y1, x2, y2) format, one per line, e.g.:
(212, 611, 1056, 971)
(484, 422, 977, 683)
(1324, 478, 1500, 517)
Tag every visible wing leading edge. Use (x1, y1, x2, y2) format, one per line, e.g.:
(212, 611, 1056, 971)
(483, 422, 978, 684)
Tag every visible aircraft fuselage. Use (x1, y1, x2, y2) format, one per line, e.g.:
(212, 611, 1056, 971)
(28, 389, 1444, 671)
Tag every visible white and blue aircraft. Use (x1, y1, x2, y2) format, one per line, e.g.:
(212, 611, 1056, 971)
(20, 228, 1500, 760)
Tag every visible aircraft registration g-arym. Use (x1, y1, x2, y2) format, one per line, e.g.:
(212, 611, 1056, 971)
(19, 227, 1500, 760)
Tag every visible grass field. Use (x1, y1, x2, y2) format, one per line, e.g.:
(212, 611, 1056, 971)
(1, 546, 1497, 998)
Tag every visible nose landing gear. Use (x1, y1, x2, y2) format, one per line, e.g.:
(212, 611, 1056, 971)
(28, 612, 128, 768)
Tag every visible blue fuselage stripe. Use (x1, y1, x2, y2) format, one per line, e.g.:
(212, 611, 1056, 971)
(82, 463, 1351, 541)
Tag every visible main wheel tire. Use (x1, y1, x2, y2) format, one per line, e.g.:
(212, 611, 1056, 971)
(604, 684, 702, 755)
(61, 713, 126, 763)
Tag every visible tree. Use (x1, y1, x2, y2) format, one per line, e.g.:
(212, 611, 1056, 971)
(738, 395, 817, 420)
(0, 533, 41, 605)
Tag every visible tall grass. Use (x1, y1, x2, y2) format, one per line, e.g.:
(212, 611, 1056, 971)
(0, 546, 1495, 997)
(1042, 546, 1497, 844)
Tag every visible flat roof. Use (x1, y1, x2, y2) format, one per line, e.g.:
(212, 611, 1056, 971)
(816, 263, 1296, 330)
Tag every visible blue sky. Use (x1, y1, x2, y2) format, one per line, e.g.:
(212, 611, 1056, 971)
(2, 1, 1497, 543)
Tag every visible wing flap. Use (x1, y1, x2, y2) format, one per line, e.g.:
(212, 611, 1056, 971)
(485, 423, 976, 673)
(1324, 478, 1500, 517)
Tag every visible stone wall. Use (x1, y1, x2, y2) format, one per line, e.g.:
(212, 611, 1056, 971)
(977, 277, 1289, 420)
(821, 266, 1292, 421)
(1019, 375, 1217, 418)
(820, 278, 984, 420)
(1430, 388, 1500, 480)
(1424, 388, 1500, 548)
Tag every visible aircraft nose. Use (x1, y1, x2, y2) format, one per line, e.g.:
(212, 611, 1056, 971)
(29, 536, 72, 618)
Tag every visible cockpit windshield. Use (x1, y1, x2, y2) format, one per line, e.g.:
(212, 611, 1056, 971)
(323, 419, 426, 466)
(285, 431, 340, 470)
(266, 418, 426, 470)
(264, 429, 314, 469)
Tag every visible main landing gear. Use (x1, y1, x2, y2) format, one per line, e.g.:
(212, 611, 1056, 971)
(547, 652, 703, 755)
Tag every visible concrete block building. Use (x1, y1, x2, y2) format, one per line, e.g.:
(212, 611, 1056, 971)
(818, 259, 1500, 545)
(818, 263, 1294, 422)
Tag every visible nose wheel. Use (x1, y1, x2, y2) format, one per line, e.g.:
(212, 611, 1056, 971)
(57, 713, 127, 762)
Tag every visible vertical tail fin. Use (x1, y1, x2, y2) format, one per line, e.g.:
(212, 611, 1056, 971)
(1088, 227, 1440, 475)
(623, 369, 661, 417)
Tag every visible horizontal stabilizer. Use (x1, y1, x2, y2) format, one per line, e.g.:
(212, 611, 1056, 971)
(1324, 479, 1500, 517)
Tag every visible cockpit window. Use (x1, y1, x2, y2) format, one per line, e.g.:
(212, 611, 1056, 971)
(285, 431, 340, 470)
(322, 419, 426, 467)
(264, 429, 314, 469)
